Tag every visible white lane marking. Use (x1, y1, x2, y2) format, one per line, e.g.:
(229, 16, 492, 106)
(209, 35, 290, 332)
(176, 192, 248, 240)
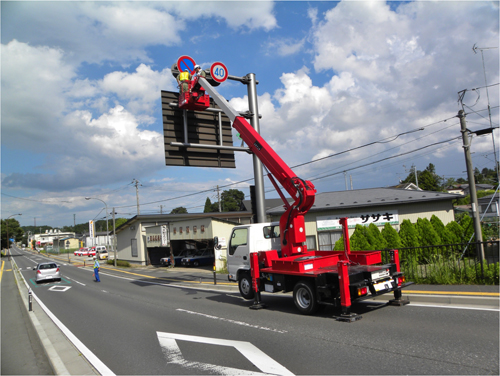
(93, 270, 237, 293)
(49, 286, 71, 292)
(64, 276, 86, 286)
(409, 303, 499, 312)
(177, 309, 287, 334)
(157, 332, 294, 376)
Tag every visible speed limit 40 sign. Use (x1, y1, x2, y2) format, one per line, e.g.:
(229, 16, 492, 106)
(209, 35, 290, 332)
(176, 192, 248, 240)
(210, 62, 228, 83)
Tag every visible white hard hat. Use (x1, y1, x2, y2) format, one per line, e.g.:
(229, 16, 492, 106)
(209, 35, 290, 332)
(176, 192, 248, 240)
(93, 256, 96, 259)
(194, 65, 200, 69)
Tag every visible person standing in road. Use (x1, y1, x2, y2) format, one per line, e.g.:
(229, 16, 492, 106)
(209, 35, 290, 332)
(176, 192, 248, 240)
(93, 256, 100, 282)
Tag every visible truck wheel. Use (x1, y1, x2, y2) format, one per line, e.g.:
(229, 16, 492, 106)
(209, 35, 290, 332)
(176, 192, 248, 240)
(238, 273, 255, 300)
(293, 281, 318, 315)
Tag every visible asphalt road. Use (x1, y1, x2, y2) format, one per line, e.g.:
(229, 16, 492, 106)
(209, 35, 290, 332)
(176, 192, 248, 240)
(11, 247, 499, 375)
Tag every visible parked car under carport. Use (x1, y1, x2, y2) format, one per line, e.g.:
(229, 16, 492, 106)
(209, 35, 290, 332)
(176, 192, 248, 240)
(181, 249, 215, 267)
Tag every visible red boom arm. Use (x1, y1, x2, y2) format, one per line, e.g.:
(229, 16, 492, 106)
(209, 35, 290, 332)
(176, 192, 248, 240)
(197, 77, 317, 257)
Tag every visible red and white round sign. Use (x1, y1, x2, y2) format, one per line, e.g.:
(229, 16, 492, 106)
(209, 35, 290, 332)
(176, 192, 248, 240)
(210, 62, 228, 83)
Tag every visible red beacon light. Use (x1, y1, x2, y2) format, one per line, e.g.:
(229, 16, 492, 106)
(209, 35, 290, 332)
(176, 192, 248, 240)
(178, 76, 210, 111)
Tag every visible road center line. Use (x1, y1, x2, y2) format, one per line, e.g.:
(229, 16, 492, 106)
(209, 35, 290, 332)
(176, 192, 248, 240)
(176, 308, 287, 333)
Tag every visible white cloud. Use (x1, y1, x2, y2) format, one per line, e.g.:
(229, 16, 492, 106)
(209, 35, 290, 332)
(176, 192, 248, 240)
(266, 38, 305, 56)
(2, 2, 277, 66)
(163, 1, 277, 31)
(100, 64, 176, 113)
(1, 40, 76, 145)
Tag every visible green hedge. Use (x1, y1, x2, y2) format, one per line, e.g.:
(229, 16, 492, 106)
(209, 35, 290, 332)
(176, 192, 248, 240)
(106, 259, 130, 267)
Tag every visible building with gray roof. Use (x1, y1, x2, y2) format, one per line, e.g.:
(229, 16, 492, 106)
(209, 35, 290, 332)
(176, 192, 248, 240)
(267, 187, 463, 251)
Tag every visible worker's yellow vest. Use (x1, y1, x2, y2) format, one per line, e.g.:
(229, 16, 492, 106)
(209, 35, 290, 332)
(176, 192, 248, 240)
(179, 71, 190, 81)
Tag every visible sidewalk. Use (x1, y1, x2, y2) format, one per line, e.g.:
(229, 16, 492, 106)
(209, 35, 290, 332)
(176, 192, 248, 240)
(1, 257, 53, 375)
(1, 255, 98, 375)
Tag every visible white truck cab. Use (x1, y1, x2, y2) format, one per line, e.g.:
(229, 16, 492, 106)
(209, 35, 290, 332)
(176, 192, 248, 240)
(225, 222, 281, 298)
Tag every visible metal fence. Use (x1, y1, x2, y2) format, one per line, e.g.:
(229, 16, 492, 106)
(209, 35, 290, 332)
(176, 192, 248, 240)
(381, 241, 499, 284)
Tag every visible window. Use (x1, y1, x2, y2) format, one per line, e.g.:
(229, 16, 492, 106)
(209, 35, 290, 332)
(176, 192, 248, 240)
(318, 231, 342, 251)
(263, 225, 280, 239)
(229, 228, 248, 256)
(131, 239, 138, 257)
(201, 225, 205, 233)
(173, 227, 176, 235)
(186, 226, 189, 234)
(306, 235, 317, 250)
(193, 226, 197, 233)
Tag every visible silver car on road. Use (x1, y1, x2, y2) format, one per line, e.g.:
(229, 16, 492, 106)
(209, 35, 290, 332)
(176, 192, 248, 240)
(33, 262, 61, 283)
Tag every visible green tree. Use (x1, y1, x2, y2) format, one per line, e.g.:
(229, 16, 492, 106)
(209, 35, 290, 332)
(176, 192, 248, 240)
(1, 218, 24, 249)
(366, 223, 387, 250)
(416, 218, 442, 261)
(445, 220, 464, 244)
(430, 215, 453, 245)
(401, 163, 442, 191)
(203, 198, 213, 213)
(457, 214, 474, 242)
(399, 219, 420, 248)
(416, 218, 441, 246)
(381, 223, 402, 249)
(350, 225, 371, 251)
(203, 189, 245, 213)
(170, 207, 188, 214)
(220, 189, 245, 212)
(333, 236, 344, 251)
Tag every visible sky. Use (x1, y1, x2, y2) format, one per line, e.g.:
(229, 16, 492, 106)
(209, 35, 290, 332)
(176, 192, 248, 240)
(1, 0, 499, 229)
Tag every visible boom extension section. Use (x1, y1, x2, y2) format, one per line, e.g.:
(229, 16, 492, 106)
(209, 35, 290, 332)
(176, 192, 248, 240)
(197, 77, 316, 257)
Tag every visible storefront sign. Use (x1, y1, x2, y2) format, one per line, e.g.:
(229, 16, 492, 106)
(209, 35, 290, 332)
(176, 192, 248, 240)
(317, 210, 399, 231)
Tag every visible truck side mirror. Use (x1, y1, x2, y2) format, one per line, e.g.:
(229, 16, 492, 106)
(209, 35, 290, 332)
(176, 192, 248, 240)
(214, 237, 221, 250)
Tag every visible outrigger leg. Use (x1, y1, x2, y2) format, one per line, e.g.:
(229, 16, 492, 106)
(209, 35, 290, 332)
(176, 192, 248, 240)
(334, 260, 362, 322)
(388, 250, 410, 306)
(249, 252, 266, 310)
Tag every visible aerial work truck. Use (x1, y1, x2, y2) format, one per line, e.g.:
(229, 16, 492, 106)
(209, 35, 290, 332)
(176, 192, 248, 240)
(178, 69, 412, 321)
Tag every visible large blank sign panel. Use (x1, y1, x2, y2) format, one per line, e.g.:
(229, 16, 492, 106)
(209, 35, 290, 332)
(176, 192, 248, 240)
(161, 90, 236, 168)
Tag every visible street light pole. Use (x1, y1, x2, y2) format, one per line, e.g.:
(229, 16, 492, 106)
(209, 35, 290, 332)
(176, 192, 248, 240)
(85, 197, 109, 249)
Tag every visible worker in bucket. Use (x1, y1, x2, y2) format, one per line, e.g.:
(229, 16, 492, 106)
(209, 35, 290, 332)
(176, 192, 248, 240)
(193, 64, 206, 78)
(177, 68, 191, 93)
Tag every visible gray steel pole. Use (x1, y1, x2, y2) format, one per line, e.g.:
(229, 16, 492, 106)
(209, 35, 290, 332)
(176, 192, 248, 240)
(458, 110, 485, 270)
(246, 73, 266, 223)
(112, 208, 117, 267)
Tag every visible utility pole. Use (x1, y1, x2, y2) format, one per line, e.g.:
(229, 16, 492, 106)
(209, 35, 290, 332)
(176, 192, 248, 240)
(458, 110, 485, 272)
(413, 164, 419, 188)
(73, 214, 76, 228)
(217, 185, 221, 212)
(132, 179, 141, 215)
(350, 175, 353, 190)
(159, 205, 164, 214)
(344, 171, 348, 190)
(112, 207, 117, 267)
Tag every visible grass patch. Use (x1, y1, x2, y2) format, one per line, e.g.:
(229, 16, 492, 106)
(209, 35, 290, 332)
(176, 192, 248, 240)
(402, 254, 499, 285)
